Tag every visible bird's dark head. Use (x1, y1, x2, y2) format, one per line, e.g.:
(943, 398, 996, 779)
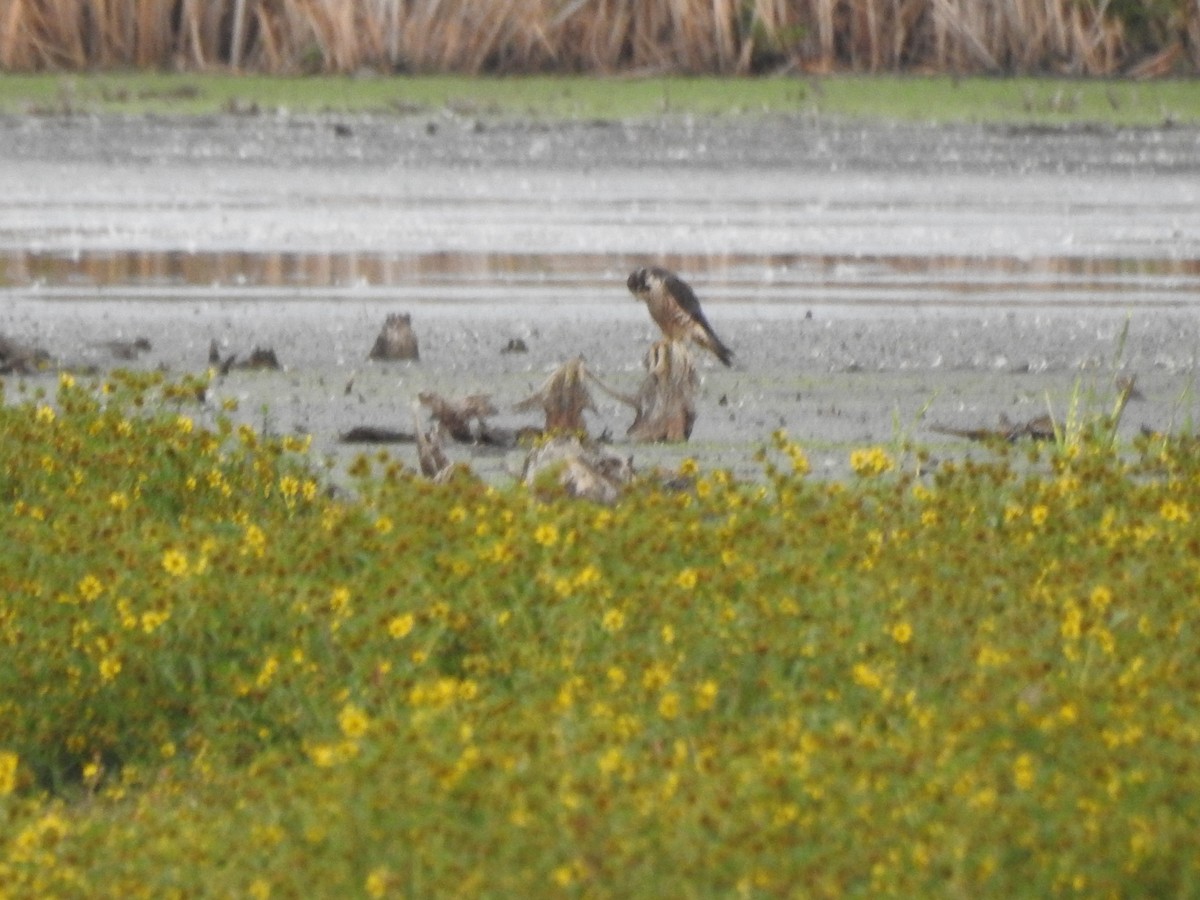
(628, 266, 665, 299)
(627, 268, 648, 296)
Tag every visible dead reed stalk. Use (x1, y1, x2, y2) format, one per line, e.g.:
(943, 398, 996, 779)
(0, 0, 1189, 76)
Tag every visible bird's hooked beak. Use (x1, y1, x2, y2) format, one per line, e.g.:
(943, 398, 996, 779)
(626, 268, 646, 296)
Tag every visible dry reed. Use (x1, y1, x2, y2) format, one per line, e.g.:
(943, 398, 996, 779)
(0, 0, 1194, 76)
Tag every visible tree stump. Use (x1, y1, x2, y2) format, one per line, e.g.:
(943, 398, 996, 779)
(627, 340, 698, 443)
(515, 356, 597, 435)
(368, 313, 419, 362)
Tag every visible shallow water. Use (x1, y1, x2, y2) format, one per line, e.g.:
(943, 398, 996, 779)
(4, 247, 1198, 314)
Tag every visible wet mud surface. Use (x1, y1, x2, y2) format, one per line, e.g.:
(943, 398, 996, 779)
(2, 113, 1199, 480)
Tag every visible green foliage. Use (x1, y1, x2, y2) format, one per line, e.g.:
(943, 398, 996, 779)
(2, 375, 1200, 896)
(2, 73, 1200, 126)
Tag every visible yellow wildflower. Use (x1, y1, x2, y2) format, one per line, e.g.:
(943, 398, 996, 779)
(598, 746, 624, 776)
(279, 475, 299, 500)
(1160, 499, 1190, 523)
(330, 586, 351, 615)
(388, 613, 415, 639)
(0, 750, 18, 796)
(255, 656, 279, 690)
(99, 655, 122, 683)
(850, 446, 894, 477)
(338, 703, 371, 739)
(695, 680, 719, 711)
(852, 663, 884, 691)
(1061, 601, 1083, 641)
(243, 523, 267, 558)
(77, 574, 104, 602)
(162, 548, 189, 577)
(533, 523, 559, 547)
(1013, 753, 1036, 791)
(141, 609, 170, 633)
(601, 608, 626, 633)
(658, 692, 680, 720)
(675, 568, 699, 590)
(1090, 585, 1113, 612)
(365, 868, 390, 899)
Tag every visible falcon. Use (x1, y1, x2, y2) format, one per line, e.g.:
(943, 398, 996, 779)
(626, 267, 734, 367)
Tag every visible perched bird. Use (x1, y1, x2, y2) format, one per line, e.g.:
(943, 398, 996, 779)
(626, 267, 733, 367)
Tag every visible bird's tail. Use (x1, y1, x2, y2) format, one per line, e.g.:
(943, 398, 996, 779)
(709, 335, 734, 367)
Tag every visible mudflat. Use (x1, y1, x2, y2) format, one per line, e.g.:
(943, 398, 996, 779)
(2, 112, 1198, 481)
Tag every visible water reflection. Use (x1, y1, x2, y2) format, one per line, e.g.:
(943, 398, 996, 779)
(2, 248, 1197, 299)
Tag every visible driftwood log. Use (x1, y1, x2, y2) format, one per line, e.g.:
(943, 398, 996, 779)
(369, 313, 419, 362)
(522, 435, 633, 504)
(627, 340, 698, 443)
(418, 391, 498, 443)
(929, 414, 1057, 443)
(338, 426, 414, 444)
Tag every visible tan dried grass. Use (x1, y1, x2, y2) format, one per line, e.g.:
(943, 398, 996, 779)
(0, 0, 1186, 76)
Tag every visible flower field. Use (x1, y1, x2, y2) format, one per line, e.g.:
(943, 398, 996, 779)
(2, 369, 1200, 897)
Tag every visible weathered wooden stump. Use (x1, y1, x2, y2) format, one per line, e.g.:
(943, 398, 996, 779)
(413, 404, 453, 480)
(522, 435, 633, 504)
(369, 313, 420, 362)
(515, 356, 598, 435)
(627, 340, 698, 443)
(241, 347, 282, 370)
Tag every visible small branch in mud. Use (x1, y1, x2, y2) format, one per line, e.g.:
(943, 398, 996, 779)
(929, 413, 1056, 443)
(369, 313, 420, 362)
